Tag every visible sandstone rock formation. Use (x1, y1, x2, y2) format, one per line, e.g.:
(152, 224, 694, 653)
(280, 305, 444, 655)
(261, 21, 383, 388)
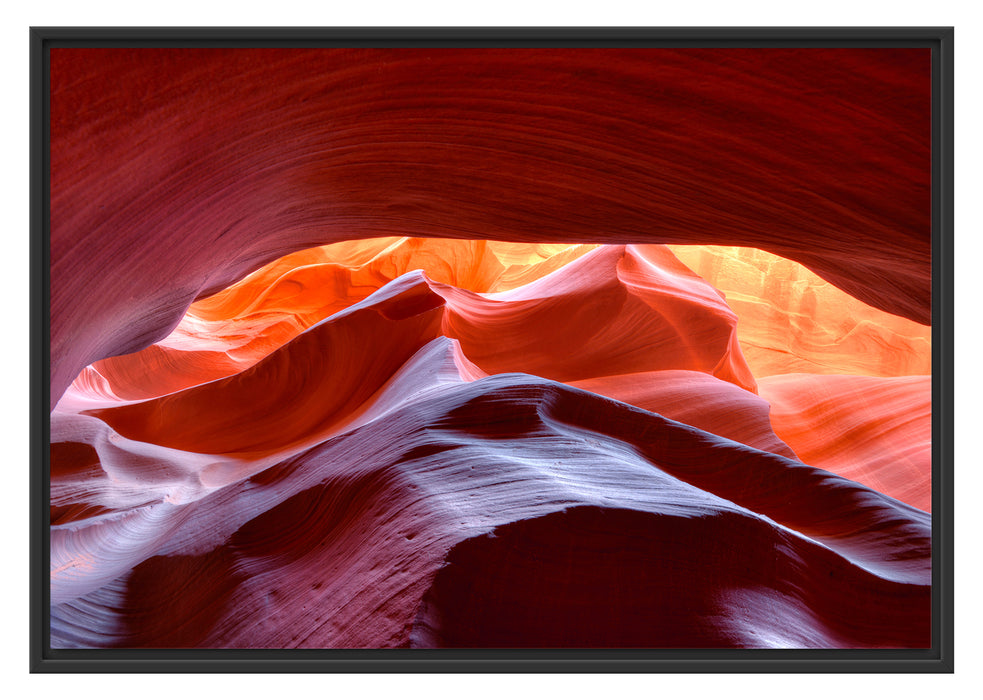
(48, 47, 933, 649)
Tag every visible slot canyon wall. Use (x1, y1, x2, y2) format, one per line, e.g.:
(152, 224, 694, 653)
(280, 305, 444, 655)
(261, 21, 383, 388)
(49, 48, 932, 648)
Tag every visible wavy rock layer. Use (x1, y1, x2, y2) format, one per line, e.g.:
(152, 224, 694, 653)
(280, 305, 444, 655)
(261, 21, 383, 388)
(759, 374, 932, 512)
(570, 370, 795, 459)
(49, 47, 933, 650)
(52, 372, 930, 649)
(49, 48, 930, 406)
(61, 243, 754, 413)
(73, 238, 596, 403)
(50, 237, 932, 648)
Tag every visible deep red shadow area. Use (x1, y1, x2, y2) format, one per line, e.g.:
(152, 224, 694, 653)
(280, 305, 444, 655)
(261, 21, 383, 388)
(411, 506, 929, 649)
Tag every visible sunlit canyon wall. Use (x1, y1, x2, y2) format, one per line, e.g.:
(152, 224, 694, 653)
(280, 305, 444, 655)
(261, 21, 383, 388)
(49, 48, 932, 648)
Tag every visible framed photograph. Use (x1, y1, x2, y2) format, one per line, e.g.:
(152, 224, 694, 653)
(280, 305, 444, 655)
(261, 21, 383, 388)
(30, 27, 953, 672)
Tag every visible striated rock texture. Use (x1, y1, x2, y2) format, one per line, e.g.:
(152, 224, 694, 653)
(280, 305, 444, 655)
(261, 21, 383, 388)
(668, 245, 932, 379)
(49, 48, 933, 650)
(50, 48, 930, 407)
(52, 341, 930, 648)
(759, 374, 932, 513)
(51, 239, 932, 648)
(71, 238, 596, 402)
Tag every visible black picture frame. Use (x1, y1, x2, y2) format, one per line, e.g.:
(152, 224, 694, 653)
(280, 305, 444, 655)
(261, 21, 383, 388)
(30, 26, 954, 673)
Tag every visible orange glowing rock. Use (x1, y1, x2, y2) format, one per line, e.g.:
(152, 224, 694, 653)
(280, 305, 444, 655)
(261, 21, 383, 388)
(759, 374, 931, 512)
(669, 245, 931, 378)
(75, 244, 758, 456)
(67, 238, 597, 404)
(436, 245, 756, 390)
(63, 241, 753, 408)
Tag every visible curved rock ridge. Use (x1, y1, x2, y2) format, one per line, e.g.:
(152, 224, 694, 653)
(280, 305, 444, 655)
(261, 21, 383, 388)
(79, 274, 450, 455)
(669, 245, 932, 378)
(49, 335, 482, 605)
(437, 245, 756, 391)
(49, 237, 933, 649)
(64, 238, 598, 404)
(190, 237, 595, 320)
(66, 237, 933, 409)
(570, 370, 796, 459)
(64, 244, 756, 422)
(759, 374, 932, 512)
(51, 374, 930, 649)
(49, 48, 930, 405)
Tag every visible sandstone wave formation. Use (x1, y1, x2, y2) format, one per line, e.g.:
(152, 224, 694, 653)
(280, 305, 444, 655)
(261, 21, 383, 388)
(49, 48, 932, 649)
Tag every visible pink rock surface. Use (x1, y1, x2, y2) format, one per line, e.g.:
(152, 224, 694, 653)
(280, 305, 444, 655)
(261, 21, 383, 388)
(571, 370, 796, 459)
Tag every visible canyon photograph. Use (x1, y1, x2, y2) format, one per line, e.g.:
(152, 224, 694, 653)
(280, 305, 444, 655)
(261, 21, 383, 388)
(46, 46, 933, 650)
